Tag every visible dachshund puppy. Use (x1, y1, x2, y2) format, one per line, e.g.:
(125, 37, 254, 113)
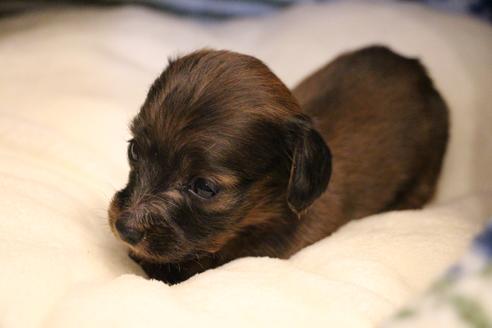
(108, 46, 448, 284)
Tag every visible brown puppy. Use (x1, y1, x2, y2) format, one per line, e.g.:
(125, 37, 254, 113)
(108, 46, 448, 284)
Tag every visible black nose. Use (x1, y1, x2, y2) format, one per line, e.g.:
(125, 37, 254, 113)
(115, 216, 143, 245)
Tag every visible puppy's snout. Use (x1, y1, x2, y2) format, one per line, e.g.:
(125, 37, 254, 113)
(115, 215, 144, 245)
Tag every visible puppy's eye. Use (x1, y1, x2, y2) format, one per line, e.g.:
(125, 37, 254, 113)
(189, 178, 219, 199)
(128, 139, 139, 162)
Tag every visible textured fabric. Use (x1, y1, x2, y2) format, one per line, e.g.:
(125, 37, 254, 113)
(1, 2, 492, 328)
(0, 0, 491, 21)
(382, 221, 492, 327)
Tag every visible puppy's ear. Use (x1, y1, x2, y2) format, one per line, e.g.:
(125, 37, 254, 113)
(286, 114, 332, 214)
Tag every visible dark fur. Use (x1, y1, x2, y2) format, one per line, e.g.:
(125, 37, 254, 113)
(108, 46, 448, 284)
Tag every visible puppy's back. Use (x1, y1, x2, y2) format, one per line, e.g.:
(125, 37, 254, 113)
(293, 46, 448, 223)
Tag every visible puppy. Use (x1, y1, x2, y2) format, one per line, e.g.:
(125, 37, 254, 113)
(108, 46, 448, 284)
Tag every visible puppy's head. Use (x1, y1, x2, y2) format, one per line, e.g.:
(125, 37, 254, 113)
(108, 50, 331, 263)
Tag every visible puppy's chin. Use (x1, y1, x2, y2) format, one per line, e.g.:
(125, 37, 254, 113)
(129, 245, 210, 264)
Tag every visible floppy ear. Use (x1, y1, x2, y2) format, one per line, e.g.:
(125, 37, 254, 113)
(286, 115, 332, 214)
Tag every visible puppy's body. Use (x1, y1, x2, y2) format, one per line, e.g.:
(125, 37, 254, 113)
(295, 46, 449, 240)
(109, 46, 448, 284)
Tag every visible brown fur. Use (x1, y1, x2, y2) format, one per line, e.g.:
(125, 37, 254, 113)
(108, 46, 448, 284)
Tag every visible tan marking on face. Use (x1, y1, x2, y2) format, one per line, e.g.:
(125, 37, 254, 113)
(214, 174, 239, 187)
(240, 203, 285, 228)
(202, 192, 236, 212)
(204, 230, 238, 253)
(239, 177, 286, 228)
(108, 196, 121, 237)
(164, 190, 183, 202)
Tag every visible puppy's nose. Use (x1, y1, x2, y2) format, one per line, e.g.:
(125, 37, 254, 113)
(115, 216, 143, 245)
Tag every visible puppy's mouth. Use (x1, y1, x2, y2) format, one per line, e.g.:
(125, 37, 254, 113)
(108, 224, 191, 264)
(128, 243, 211, 264)
(108, 197, 221, 264)
(108, 215, 210, 264)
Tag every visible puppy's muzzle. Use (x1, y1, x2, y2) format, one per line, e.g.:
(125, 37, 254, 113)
(115, 213, 144, 245)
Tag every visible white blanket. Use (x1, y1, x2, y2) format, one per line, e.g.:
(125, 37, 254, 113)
(1, 2, 492, 327)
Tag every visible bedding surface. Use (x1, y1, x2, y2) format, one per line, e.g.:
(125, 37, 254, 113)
(0, 2, 492, 327)
(383, 219, 492, 327)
